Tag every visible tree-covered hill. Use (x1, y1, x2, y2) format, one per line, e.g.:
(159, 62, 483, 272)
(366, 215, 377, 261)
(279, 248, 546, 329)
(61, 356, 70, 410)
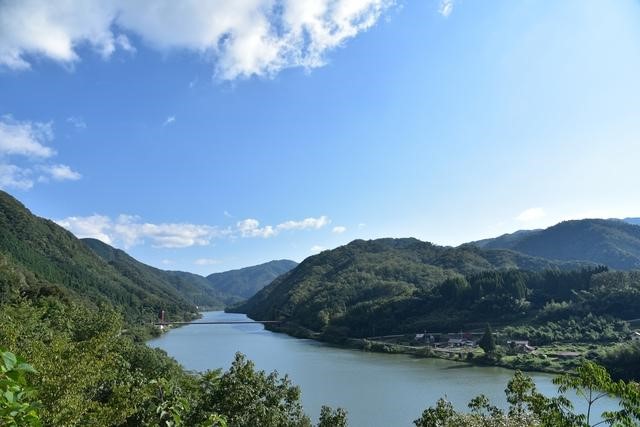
(206, 259, 298, 300)
(0, 190, 197, 322)
(82, 238, 230, 310)
(233, 238, 591, 332)
(472, 219, 640, 270)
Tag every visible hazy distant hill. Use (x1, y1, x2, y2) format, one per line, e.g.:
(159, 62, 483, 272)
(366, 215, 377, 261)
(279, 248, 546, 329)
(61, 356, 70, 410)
(82, 238, 227, 309)
(625, 218, 640, 226)
(0, 190, 197, 322)
(234, 238, 587, 331)
(472, 219, 640, 270)
(207, 260, 298, 300)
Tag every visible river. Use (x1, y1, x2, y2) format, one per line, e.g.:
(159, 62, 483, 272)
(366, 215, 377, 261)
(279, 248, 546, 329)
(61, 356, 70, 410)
(148, 311, 619, 426)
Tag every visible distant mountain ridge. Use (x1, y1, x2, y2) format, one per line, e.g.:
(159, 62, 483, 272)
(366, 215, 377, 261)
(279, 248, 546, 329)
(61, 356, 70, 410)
(470, 218, 640, 270)
(82, 238, 228, 309)
(206, 260, 298, 300)
(83, 239, 297, 307)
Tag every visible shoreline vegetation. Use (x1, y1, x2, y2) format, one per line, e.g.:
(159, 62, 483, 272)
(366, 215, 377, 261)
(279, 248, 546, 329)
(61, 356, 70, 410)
(231, 317, 640, 380)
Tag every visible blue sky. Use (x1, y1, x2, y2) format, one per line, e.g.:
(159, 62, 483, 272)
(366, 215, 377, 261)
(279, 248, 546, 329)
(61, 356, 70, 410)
(1, 0, 639, 274)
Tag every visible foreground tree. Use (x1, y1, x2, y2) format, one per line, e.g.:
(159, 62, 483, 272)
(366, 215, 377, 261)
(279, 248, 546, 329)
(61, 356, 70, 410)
(415, 361, 640, 427)
(0, 348, 41, 426)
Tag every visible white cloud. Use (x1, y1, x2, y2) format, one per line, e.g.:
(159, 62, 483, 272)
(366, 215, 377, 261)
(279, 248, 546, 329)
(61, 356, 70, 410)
(161, 259, 174, 266)
(116, 34, 136, 53)
(0, 115, 81, 190)
(438, 0, 454, 17)
(194, 258, 222, 266)
(237, 218, 276, 238)
(0, 0, 395, 80)
(58, 213, 331, 248)
(332, 225, 347, 234)
(516, 207, 546, 223)
(358, 223, 366, 229)
(0, 115, 54, 158)
(163, 115, 176, 126)
(66, 116, 87, 129)
(42, 164, 82, 181)
(57, 214, 225, 248)
(0, 164, 33, 190)
(310, 245, 325, 253)
(276, 216, 330, 231)
(237, 215, 330, 238)
(56, 214, 114, 244)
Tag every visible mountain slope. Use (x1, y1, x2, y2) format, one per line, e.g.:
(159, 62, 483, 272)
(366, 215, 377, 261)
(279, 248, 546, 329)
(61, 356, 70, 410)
(0, 190, 197, 322)
(473, 219, 640, 270)
(234, 238, 588, 332)
(207, 259, 297, 300)
(82, 238, 227, 309)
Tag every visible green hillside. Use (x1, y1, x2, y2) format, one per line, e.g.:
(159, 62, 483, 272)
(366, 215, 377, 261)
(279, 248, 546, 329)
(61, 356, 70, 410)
(474, 219, 640, 270)
(206, 259, 297, 300)
(233, 238, 592, 333)
(0, 190, 197, 323)
(82, 238, 228, 310)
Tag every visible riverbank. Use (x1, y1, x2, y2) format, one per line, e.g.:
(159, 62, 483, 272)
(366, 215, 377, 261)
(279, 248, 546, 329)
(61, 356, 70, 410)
(262, 321, 587, 376)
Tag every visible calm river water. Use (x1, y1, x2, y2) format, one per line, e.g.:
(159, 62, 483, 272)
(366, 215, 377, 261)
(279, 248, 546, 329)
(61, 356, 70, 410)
(148, 311, 619, 426)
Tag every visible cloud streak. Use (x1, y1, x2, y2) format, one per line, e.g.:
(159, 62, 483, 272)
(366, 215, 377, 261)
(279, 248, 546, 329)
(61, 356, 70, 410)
(237, 215, 330, 238)
(57, 214, 332, 248)
(438, 0, 454, 17)
(516, 207, 546, 223)
(0, 0, 395, 80)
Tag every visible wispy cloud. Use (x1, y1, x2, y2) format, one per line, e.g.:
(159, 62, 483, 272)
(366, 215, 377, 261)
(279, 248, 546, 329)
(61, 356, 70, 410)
(0, 115, 81, 190)
(163, 116, 176, 127)
(438, 0, 454, 17)
(310, 245, 325, 253)
(0, 164, 33, 190)
(0, 1, 395, 80)
(58, 214, 332, 248)
(0, 115, 54, 158)
(56, 214, 226, 248)
(66, 116, 87, 130)
(40, 164, 82, 182)
(237, 216, 330, 238)
(332, 226, 347, 234)
(194, 258, 222, 266)
(516, 207, 546, 223)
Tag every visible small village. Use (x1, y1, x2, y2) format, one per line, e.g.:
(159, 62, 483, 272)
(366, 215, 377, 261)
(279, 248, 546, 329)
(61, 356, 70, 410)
(361, 328, 640, 364)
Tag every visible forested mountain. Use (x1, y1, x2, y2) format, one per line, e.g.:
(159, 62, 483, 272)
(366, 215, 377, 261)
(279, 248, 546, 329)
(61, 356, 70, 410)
(233, 238, 592, 333)
(206, 259, 297, 300)
(0, 190, 197, 322)
(82, 238, 228, 310)
(472, 219, 640, 270)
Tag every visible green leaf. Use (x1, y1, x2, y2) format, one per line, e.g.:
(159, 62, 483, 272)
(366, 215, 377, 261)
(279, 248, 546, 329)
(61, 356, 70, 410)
(1, 351, 17, 371)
